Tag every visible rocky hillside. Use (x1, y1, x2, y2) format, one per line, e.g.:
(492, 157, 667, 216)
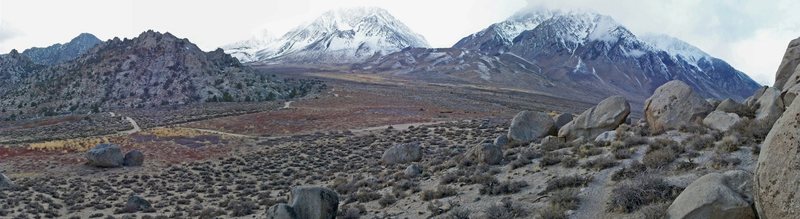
(0, 30, 317, 120)
(20, 33, 102, 65)
(450, 9, 760, 102)
(0, 50, 43, 91)
(224, 7, 429, 64)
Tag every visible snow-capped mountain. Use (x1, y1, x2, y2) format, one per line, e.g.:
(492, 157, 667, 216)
(222, 30, 276, 63)
(451, 9, 759, 101)
(224, 7, 429, 64)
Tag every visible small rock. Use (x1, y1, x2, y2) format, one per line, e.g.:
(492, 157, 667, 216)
(86, 143, 124, 168)
(594, 131, 617, 142)
(493, 135, 509, 147)
(715, 98, 745, 114)
(507, 111, 556, 143)
(702, 111, 742, 132)
(466, 143, 503, 165)
(540, 135, 565, 146)
(266, 203, 296, 219)
(123, 150, 144, 167)
(381, 142, 422, 165)
(404, 164, 422, 178)
(123, 195, 152, 213)
(0, 172, 14, 190)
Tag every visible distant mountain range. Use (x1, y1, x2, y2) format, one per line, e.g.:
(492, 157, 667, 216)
(359, 9, 760, 102)
(0, 31, 316, 120)
(0, 7, 761, 120)
(223, 7, 429, 64)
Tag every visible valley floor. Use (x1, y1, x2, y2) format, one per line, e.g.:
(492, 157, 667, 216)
(0, 69, 749, 219)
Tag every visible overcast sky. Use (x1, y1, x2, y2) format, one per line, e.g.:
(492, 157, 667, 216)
(1, 0, 797, 85)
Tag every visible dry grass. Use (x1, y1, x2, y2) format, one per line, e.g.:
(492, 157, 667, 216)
(607, 175, 681, 213)
(28, 136, 110, 151)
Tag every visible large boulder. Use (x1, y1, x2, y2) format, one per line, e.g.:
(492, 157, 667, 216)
(289, 186, 339, 219)
(553, 113, 574, 130)
(755, 98, 800, 218)
(667, 170, 755, 219)
(0, 172, 14, 189)
(507, 111, 556, 143)
(644, 80, 714, 133)
(466, 143, 503, 165)
(702, 111, 742, 132)
(754, 87, 784, 126)
(716, 98, 745, 114)
(745, 86, 768, 108)
(381, 142, 422, 165)
(773, 37, 800, 90)
(558, 95, 630, 141)
(123, 150, 144, 167)
(86, 143, 124, 168)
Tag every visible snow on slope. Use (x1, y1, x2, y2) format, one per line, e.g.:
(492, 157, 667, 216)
(640, 33, 711, 68)
(224, 7, 429, 64)
(222, 30, 275, 63)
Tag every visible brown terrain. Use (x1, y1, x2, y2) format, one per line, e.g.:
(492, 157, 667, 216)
(0, 64, 769, 219)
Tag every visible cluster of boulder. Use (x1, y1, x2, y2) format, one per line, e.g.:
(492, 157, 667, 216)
(505, 94, 632, 146)
(664, 37, 800, 219)
(85, 143, 144, 168)
(266, 186, 340, 219)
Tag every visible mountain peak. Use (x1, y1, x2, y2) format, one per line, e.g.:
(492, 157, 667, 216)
(20, 33, 102, 65)
(225, 7, 429, 64)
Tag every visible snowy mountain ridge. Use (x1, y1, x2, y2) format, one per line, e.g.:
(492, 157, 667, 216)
(224, 7, 429, 64)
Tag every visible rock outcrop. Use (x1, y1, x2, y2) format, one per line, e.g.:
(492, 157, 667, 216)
(755, 97, 800, 218)
(86, 144, 124, 168)
(643, 80, 714, 133)
(507, 111, 555, 143)
(773, 37, 800, 90)
(266, 186, 339, 219)
(667, 170, 755, 219)
(381, 142, 422, 165)
(754, 87, 784, 126)
(703, 111, 742, 132)
(558, 95, 630, 141)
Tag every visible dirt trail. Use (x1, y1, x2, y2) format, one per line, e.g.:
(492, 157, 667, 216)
(184, 128, 255, 138)
(118, 117, 141, 135)
(572, 145, 647, 219)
